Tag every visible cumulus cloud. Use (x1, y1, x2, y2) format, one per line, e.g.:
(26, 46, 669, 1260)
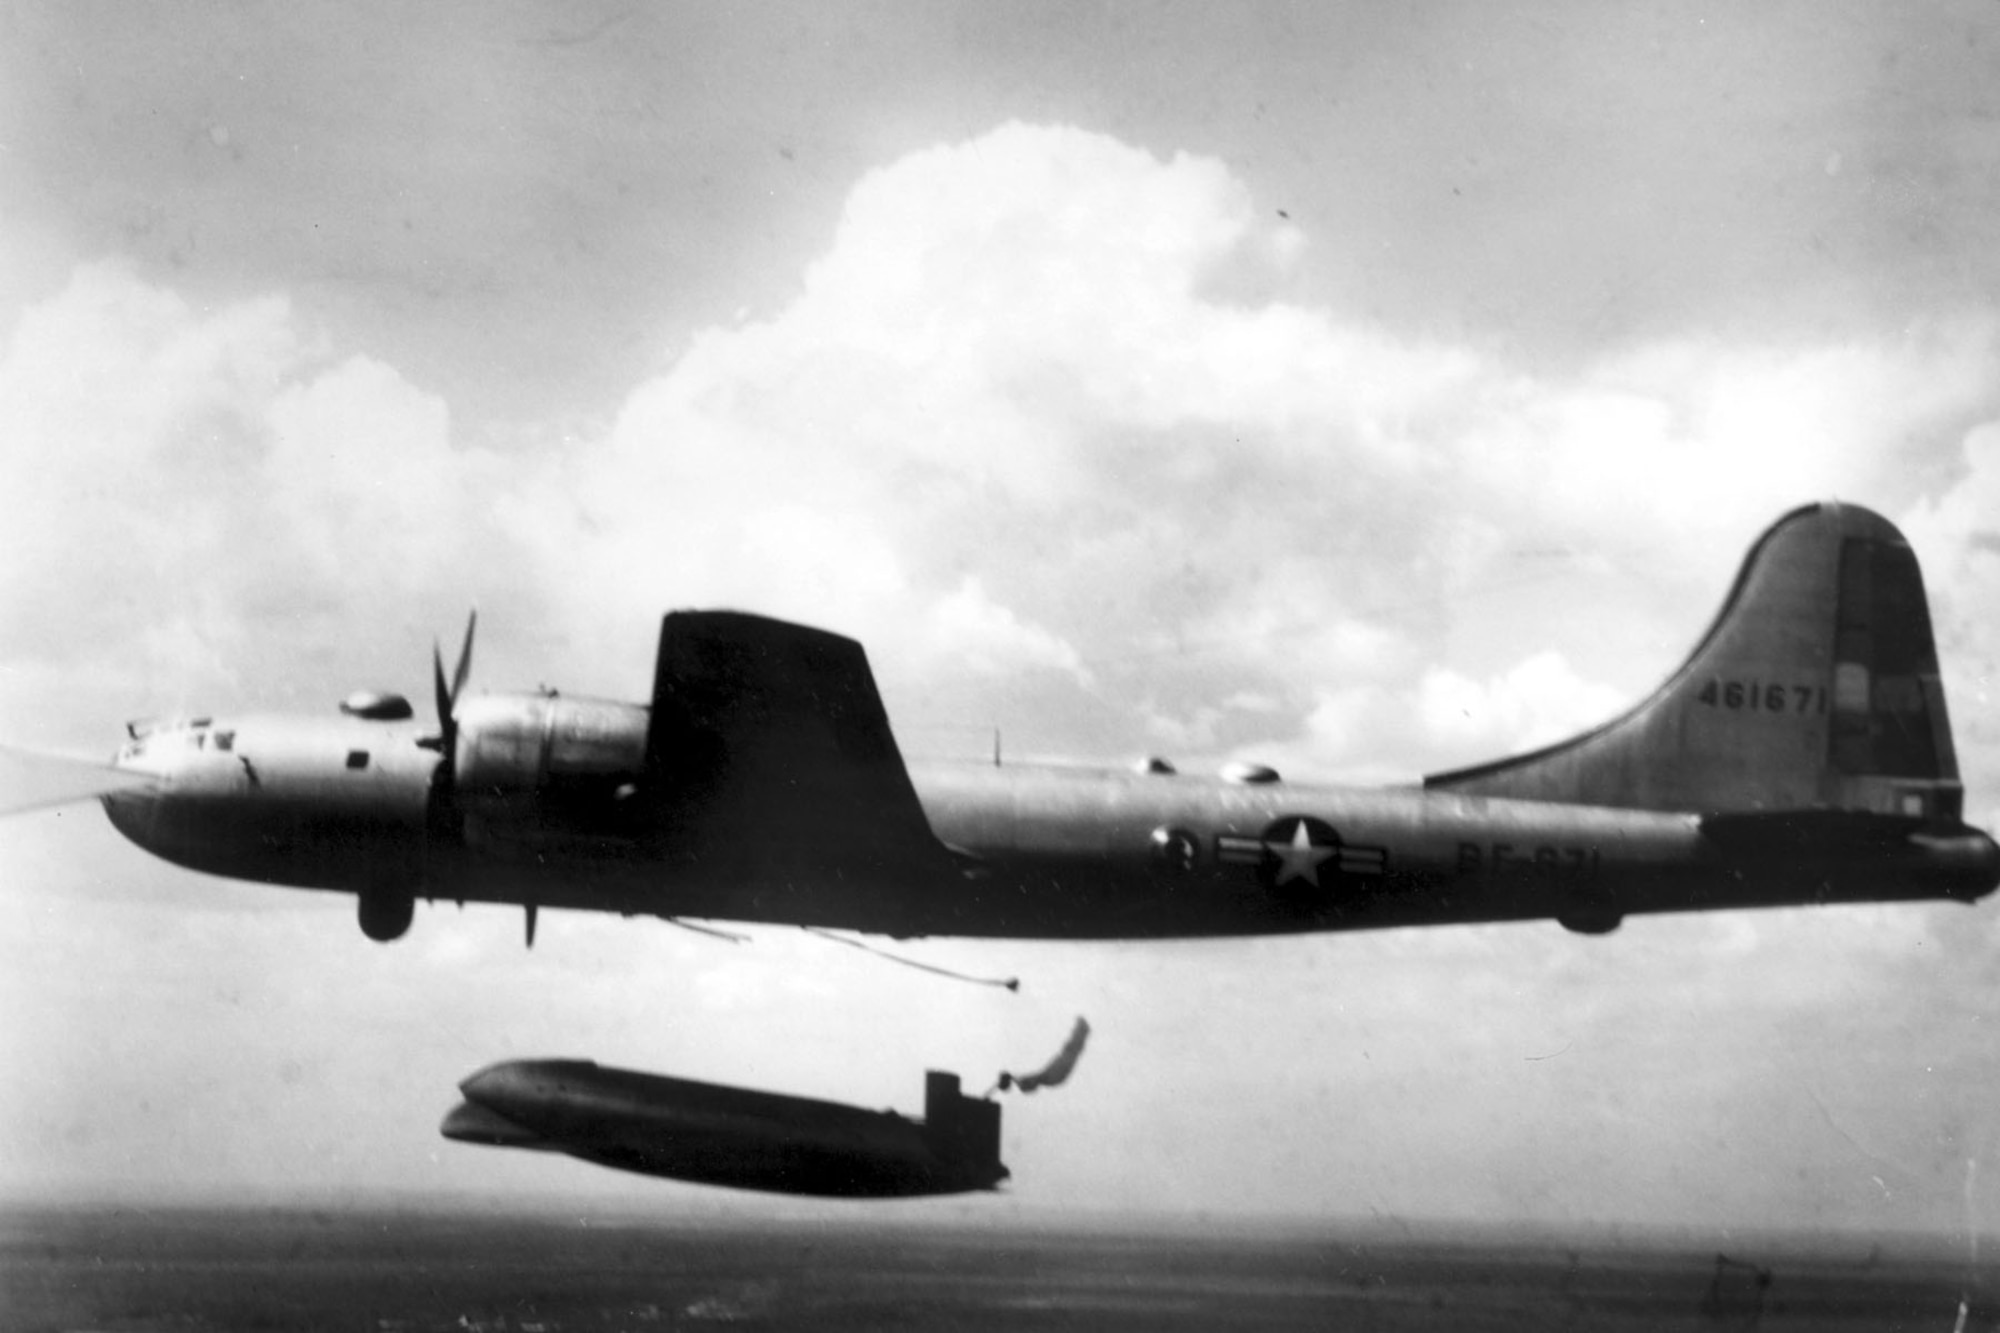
(8, 124, 1999, 799)
(1901, 423, 2000, 832)
(1418, 652, 1631, 760)
(522, 121, 2000, 783)
(920, 578, 1089, 681)
(0, 262, 529, 734)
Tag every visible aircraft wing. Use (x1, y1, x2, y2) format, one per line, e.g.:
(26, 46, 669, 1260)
(642, 612, 960, 914)
(0, 745, 154, 817)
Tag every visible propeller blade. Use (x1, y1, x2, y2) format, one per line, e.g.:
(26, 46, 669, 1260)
(422, 610, 475, 761)
(432, 641, 454, 740)
(430, 610, 477, 740)
(449, 610, 477, 705)
(425, 611, 477, 841)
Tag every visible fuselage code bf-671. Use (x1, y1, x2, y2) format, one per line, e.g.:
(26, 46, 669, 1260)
(57, 503, 2000, 943)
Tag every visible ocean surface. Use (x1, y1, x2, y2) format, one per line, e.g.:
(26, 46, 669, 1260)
(0, 1202, 1987, 1331)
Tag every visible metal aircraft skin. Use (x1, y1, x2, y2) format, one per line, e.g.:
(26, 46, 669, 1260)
(56, 503, 2000, 942)
(440, 1063, 1007, 1197)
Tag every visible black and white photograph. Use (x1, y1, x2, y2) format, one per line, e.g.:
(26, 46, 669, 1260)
(2, 3, 1997, 1328)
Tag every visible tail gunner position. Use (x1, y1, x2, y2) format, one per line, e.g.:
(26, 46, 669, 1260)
(75, 503, 2000, 942)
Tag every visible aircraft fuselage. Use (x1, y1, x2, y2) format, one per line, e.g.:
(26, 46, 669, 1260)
(101, 706, 1998, 940)
(88, 504, 2000, 943)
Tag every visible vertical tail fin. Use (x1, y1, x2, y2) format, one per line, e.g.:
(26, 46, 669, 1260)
(1425, 503, 1963, 820)
(924, 1071, 1006, 1190)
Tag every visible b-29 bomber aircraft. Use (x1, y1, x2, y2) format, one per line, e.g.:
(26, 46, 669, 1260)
(38, 502, 2000, 942)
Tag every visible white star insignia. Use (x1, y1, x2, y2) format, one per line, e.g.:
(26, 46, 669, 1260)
(1269, 821, 1336, 888)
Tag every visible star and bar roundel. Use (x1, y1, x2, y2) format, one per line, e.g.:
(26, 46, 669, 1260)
(1216, 816, 1388, 894)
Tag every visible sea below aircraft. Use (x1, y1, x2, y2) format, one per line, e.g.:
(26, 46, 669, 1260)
(18, 502, 1996, 942)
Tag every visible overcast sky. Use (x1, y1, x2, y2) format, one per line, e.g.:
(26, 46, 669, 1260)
(2, 1, 1998, 1238)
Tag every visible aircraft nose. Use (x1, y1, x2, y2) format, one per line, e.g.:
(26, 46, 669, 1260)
(101, 741, 167, 842)
(100, 786, 152, 842)
(100, 724, 229, 852)
(109, 738, 180, 785)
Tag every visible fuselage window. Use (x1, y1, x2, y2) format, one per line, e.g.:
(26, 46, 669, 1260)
(214, 731, 235, 752)
(346, 750, 370, 771)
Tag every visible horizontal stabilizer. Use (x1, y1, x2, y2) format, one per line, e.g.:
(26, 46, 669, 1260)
(1698, 808, 1925, 854)
(0, 745, 154, 818)
(1700, 808, 2000, 898)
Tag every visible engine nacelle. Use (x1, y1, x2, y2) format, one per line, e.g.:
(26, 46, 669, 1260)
(450, 692, 651, 855)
